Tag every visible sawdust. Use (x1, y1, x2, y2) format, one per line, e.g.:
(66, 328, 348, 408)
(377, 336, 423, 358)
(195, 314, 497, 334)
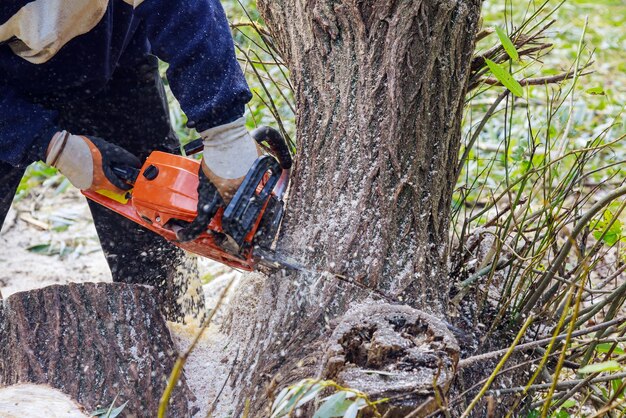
(162, 271, 246, 417)
(168, 321, 239, 418)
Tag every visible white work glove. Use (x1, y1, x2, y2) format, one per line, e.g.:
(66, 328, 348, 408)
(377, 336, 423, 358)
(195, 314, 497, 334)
(199, 117, 260, 203)
(46, 131, 141, 202)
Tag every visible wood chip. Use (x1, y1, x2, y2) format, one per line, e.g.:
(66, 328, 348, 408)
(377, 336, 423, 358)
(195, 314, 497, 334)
(18, 213, 49, 230)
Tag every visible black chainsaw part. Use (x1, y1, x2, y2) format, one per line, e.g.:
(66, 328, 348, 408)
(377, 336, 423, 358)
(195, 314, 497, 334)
(181, 138, 204, 156)
(254, 196, 284, 249)
(168, 126, 290, 248)
(176, 169, 223, 242)
(112, 165, 140, 185)
(251, 126, 292, 170)
(142, 164, 159, 180)
(223, 155, 282, 247)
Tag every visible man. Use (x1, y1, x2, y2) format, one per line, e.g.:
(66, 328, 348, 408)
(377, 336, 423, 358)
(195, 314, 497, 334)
(0, 0, 258, 320)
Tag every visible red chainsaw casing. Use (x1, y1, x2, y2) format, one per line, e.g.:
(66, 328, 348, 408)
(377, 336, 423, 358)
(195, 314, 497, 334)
(83, 151, 259, 270)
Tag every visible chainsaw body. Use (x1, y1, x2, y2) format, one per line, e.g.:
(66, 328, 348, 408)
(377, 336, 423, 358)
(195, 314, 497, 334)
(83, 127, 291, 271)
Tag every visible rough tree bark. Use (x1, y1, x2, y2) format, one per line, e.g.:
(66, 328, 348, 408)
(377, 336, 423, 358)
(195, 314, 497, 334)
(223, 0, 482, 415)
(0, 283, 196, 416)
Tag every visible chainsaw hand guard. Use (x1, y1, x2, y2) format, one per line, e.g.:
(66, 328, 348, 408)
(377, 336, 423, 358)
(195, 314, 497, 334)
(222, 155, 282, 247)
(251, 126, 292, 170)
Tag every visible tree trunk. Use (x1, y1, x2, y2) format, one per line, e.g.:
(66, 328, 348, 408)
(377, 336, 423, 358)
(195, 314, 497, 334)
(222, 0, 482, 415)
(0, 282, 196, 417)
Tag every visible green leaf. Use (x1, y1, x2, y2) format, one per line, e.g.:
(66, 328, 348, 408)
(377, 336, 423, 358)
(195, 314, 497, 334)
(295, 383, 324, 408)
(27, 243, 53, 254)
(90, 399, 127, 418)
(612, 379, 624, 398)
(586, 86, 606, 95)
(527, 409, 540, 418)
(271, 387, 291, 416)
(578, 360, 622, 374)
(551, 399, 577, 409)
(271, 380, 327, 418)
(553, 410, 570, 418)
(343, 398, 367, 418)
(495, 26, 519, 62)
(313, 392, 352, 418)
(485, 58, 524, 97)
(271, 384, 308, 417)
(592, 210, 623, 246)
(54, 177, 71, 196)
(343, 403, 360, 418)
(595, 343, 625, 355)
(108, 401, 128, 418)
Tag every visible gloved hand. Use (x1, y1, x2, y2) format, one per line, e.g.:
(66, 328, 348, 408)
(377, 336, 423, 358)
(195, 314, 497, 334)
(46, 131, 141, 200)
(176, 117, 259, 242)
(176, 118, 260, 242)
(199, 117, 260, 203)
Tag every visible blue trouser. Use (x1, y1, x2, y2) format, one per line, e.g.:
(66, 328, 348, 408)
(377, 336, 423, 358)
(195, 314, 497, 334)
(0, 55, 200, 321)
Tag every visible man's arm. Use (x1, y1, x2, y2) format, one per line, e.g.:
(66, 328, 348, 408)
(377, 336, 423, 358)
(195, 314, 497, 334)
(0, 83, 58, 167)
(133, 0, 253, 130)
(0, 82, 141, 198)
(133, 0, 260, 209)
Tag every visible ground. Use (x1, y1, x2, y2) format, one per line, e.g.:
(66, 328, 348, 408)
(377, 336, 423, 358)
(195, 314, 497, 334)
(0, 188, 109, 297)
(1, 1, 625, 415)
(0, 187, 240, 299)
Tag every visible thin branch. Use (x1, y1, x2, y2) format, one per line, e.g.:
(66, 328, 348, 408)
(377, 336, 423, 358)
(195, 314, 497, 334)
(158, 279, 236, 418)
(475, 27, 495, 42)
(458, 317, 625, 368)
(486, 371, 626, 396)
(520, 184, 626, 314)
(460, 316, 535, 418)
(542, 371, 605, 411)
(457, 90, 509, 178)
(236, 57, 287, 66)
(207, 347, 240, 416)
(480, 69, 593, 88)
(230, 21, 272, 37)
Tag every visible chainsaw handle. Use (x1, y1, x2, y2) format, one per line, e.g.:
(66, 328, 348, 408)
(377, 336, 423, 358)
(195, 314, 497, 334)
(251, 126, 292, 170)
(112, 165, 140, 185)
(222, 155, 282, 246)
(181, 138, 204, 156)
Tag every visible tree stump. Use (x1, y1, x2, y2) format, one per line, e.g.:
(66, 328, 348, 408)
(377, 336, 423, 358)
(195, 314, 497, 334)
(323, 304, 459, 417)
(0, 282, 196, 417)
(0, 384, 89, 417)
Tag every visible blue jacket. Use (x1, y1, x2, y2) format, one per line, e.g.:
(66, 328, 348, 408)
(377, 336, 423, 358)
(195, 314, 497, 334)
(0, 0, 252, 167)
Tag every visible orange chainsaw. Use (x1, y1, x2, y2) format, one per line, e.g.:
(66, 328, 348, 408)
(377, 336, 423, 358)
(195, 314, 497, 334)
(82, 127, 293, 271)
